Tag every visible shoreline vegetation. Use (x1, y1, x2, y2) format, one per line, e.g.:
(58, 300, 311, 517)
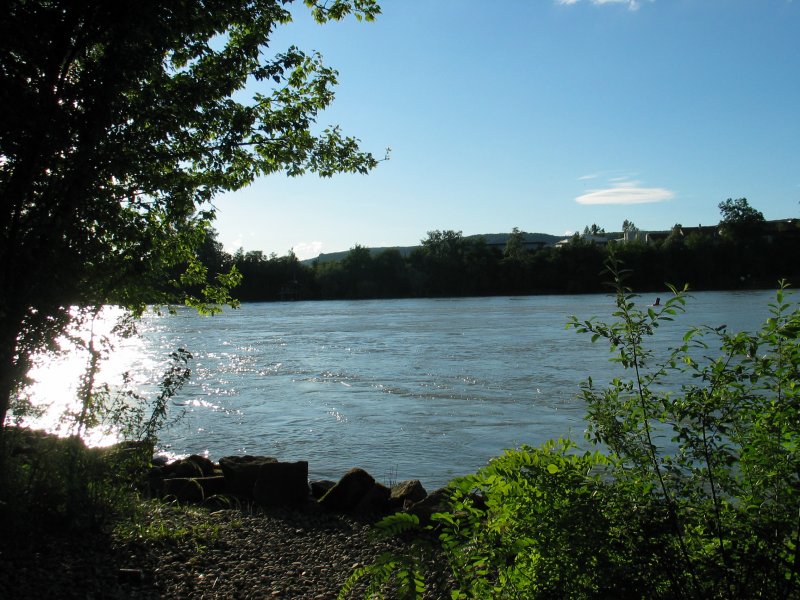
(2, 274, 799, 598)
(3, 2, 800, 594)
(0, 428, 452, 599)
(210, 210, 800, 303)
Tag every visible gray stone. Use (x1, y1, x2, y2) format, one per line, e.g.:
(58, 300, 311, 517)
(219, 455, 277, 497)
(252, 461, 309, 507)
(406, 488, 450, 525)
(390, 479, 428, 507)
(185, 454, 216, 477)
(319, 468, 375, 512)
(163, 477, 205, 503)
(162, 454, 216, 479)
(310, 479, 336, 499)
(162, 476, 227, 503)
(354, 482, 391, 515)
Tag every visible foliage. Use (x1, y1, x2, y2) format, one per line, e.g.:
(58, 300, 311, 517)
(503, 227, 526, 261)
(0, 428, 130, 533)
(0, 0, 382, 430)
(338, 513, 429, 600)
(567, 257, 800, 598)
(114, 499, 231, 555)
(223, 198, 798, 302)
(348, 255, 800, 599)
(718, 197, 765, 239)
(433, 439, 660, 599)
(583, 223, 606, 236)
(0, 345, 193, 535)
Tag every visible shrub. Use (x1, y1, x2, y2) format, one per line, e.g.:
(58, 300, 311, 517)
(350, 257, 800, 599)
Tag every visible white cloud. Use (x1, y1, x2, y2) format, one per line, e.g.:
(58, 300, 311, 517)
(575, 180, 674, 205)
(556, 0, 646, 11)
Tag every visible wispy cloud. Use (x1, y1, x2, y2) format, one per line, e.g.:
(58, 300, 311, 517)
(556, 0, 647, 11)
(575, 178, 674, 205)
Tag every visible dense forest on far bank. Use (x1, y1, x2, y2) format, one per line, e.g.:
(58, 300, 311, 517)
(201, 200, 800, 301)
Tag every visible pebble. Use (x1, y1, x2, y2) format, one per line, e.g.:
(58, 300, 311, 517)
(0, 504, 455, 599)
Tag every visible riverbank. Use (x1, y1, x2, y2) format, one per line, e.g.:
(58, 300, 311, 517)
(0, 500, 453, 599)
(0, 429, 454, 598)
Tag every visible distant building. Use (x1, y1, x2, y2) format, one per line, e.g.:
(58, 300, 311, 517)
(304, 218, 799, 264)
(555, 234, 611, 247)
(478, 232, 561, 253)
(762, 218, 800, 242)
(675, 224, 721, 239)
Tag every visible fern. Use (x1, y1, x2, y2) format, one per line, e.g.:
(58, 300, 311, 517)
(373, 511, 421, 538)
(338, 550, 425, 600)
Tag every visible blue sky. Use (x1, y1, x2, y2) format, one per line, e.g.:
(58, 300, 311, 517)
(213, 0, 800, 259)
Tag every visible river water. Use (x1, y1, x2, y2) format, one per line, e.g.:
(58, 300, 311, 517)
(26, 290, 784, 488)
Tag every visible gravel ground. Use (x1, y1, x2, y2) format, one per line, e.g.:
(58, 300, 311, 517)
(0, 502, 455, 599)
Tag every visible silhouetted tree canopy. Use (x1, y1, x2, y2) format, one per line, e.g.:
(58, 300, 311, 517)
(0, 0, 381, 428)
(718, 198, 765, 241)
(224, 204, 798, 303)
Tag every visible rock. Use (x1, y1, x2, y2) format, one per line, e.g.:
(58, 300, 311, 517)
(390, 479, 427, 508)
(186, 454, 216, 477)
(310, 480, 336, 499)
(218, 455, 277, 497)
(163, 478, 205, 503)
(162, 476, 227, 503)
(354, 482, 391, 515)
(117, 568, 143, 584)
(252, 461, 309, 507)
(162, 456, 208, 479)
(169, 461, 203, 478)
(318, 468, 375, 512)
(406, 488, 451, 526)
(197, 475, 227, 498)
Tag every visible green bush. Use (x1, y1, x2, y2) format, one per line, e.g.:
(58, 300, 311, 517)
(0, 346, 192, 535)
(352, 258, 800, 599)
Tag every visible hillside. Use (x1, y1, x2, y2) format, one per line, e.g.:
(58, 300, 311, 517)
(304, 231, 563, 264)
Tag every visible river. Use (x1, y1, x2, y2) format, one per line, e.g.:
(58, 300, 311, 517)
(25, 289, 784, 488)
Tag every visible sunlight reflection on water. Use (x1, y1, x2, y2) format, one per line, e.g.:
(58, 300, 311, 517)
(23, 306, 158, 446)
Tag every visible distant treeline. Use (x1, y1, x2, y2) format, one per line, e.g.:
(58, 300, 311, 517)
(200, 218, 800, 302)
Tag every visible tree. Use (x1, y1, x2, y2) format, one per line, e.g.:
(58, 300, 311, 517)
(418, 230, 468, 296)
(503, 227, 526, 261)
(0, 1, 382, 431)
(582, 224, 605, 237)
(718, 198, 765, 240)
(622, 219, 638, 233)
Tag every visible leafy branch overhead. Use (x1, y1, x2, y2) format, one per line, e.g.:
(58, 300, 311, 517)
(0, 0, 383, 428)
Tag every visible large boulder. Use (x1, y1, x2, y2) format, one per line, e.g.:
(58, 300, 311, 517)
(319, 468, 376, 512)
(310, 479, 336, 499)
(163, 478, 204, 503)
(252, 461, 309, 507)
(162, 476, 227, 503)
(406, 488, 451, 526)
(163, 454, 216, 479)
(390, 479, 428, 509)
(218, 455, 277, 497)
(354, 482, 391, 515)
